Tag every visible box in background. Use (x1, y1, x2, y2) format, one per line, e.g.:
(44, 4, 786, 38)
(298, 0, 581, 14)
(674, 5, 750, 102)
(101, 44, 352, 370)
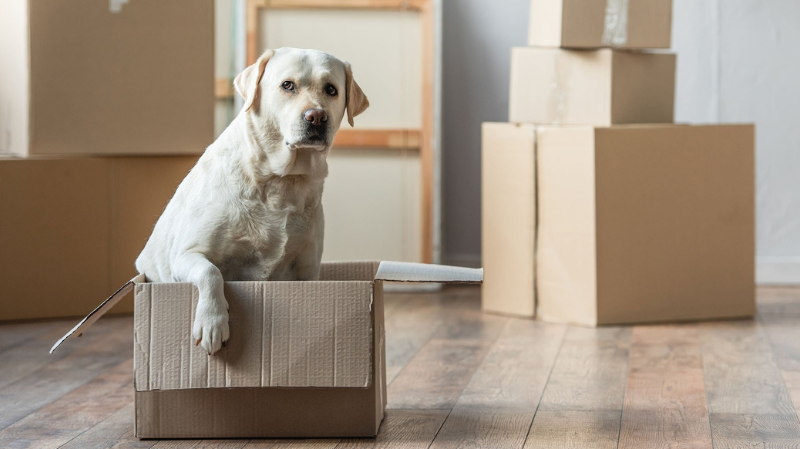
(528, 0, 672, 49)
(509, 48, 675, 126)
(0, 0, 214, 156)
(481, 124, 755, 325)
(52, 261, 483, 438)
(481, 123, 536, 317)
(0, 156, 197, 320)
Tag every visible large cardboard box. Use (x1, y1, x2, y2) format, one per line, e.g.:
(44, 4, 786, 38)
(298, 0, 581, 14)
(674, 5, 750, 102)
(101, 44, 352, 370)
(509, 48, 675, 126)
(0, 156, 197, 320)
(481, 123, 755, 325)
(0, 0, 214, 156)
(52, 261, 482, 438)
(528, 0, 672, 49)
(481, 123, 537, 317)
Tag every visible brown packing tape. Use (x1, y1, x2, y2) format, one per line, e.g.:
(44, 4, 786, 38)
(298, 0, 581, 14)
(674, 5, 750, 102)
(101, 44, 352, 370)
(602, 0, 630, 46)
(548, 51, 568, 125)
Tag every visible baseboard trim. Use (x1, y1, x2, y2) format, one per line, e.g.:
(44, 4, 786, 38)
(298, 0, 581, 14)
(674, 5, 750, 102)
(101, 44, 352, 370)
(757, 257, 800, 285)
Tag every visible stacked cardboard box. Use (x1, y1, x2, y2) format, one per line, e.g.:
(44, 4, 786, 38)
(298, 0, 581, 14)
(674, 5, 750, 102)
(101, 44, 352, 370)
(0, 0, 214, 319)
(482, 0, 755, 325)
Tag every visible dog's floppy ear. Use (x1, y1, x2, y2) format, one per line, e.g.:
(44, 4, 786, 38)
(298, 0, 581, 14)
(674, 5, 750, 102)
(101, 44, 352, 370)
(234, 49, 275, 112)
(344, 62, 369, 127)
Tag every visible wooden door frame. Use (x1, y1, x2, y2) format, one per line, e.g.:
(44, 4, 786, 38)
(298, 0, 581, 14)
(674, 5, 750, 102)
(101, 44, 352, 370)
(246, 0, 436, 263)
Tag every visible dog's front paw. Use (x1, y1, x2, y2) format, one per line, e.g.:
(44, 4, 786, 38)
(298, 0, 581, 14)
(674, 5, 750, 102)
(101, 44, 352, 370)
(192, 302, 230, 355)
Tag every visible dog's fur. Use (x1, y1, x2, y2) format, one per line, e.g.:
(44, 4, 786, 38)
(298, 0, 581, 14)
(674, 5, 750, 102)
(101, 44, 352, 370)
(135, 48, 369, 355)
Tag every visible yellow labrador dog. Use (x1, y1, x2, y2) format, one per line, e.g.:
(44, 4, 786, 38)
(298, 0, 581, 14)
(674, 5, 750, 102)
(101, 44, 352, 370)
(135, 48, 369, 355)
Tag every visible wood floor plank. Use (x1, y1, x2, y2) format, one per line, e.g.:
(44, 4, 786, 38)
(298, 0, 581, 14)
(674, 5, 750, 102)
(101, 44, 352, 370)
(538, 326, 632, 411)
(759, 287, 800, 420)
(386, 300, 508, 410)
(700, 321, 795, 416)
(384, 295, 447, 384)
(382, 292, 412, 318)
(334, 409, 449, 448)
(384, 287, 486, 384)
(0, 319, 57, 354)
(58, 402, 154, 449)
(0, 318, 89, 390)
(242, 440, 340, 448)
(7, 287, 800, 447)
(429, 319, 567, 449)
(782, 371, 800, 419)
(618, 326, 713, 449)
(524, 410, 621, 449)
(153, 440, 249, 448)
(0, 316, 134, 430)
(0, 358, 134, 449)
(710, 414, 800, 449)
(525, 327, 630, 448)
(701, 319, 800, 447)
(759, 288, 800, 372)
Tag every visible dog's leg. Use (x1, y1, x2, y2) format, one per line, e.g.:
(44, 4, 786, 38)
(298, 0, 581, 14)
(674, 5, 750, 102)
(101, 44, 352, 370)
(173, 252, 230, 355)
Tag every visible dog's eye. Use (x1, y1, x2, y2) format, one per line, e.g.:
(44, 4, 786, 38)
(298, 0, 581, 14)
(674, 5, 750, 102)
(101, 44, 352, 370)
(325, 84, 338, 96)
(282, 80, 295, 92)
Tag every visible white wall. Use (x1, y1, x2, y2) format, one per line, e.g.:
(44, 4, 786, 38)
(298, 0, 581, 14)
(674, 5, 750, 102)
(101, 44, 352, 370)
(672, 0, 800, 283)
(442, 0, 800, 282)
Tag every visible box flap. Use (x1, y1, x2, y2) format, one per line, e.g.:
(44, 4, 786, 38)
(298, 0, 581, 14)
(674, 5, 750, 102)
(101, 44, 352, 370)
(50, 274, 145, 353)
(375, 262, 483, 284)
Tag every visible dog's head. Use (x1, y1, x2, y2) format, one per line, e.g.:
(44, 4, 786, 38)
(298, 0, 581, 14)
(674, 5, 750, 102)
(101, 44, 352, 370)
(234, 48, 369, 175)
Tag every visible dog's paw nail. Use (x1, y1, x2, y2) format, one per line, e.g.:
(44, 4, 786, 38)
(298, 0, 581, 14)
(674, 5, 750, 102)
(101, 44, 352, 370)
(195, 338, 201, 346)
(222, 341, 227, 348)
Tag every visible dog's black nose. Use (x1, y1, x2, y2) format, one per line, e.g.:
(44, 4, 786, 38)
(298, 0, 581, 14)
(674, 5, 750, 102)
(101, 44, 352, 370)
(303, 109, 328, 126)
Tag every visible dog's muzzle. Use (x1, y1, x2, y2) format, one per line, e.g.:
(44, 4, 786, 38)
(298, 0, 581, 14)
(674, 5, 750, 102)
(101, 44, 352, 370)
(292, 108, 329, 148)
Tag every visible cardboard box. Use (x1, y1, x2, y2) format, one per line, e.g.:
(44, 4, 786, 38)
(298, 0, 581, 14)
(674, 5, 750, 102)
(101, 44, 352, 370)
(481, 124, 755, 325)
(0, 156, 197, 320)
(481, 123, 537, 317)
(52, 261, 482, 438)
(509, 48, 675, 126)
(528, 0, 672, 49)
(0, 0, 214, 156)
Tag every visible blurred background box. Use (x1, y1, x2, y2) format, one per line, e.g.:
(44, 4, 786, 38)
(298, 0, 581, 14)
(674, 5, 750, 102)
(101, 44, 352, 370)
(481, 122, 536, 317)
(0, 156, 197, 320)
(481, 123, 755, 324)
(509, 47, 675, 125)
(536, 124, 754, 325)
(528, 0, 672, 49)
(0, 0, 214, 157)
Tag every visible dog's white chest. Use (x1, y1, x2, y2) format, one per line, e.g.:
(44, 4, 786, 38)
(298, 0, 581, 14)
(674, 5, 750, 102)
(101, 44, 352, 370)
(218, 178, 323, 281)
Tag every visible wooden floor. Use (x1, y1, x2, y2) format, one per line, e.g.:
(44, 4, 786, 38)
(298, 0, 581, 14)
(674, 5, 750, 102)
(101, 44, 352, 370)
(3, 286, 800, 448)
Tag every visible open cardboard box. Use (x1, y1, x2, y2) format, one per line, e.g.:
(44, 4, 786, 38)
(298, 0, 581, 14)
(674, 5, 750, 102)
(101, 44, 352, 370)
(52, 261, 482, 439)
